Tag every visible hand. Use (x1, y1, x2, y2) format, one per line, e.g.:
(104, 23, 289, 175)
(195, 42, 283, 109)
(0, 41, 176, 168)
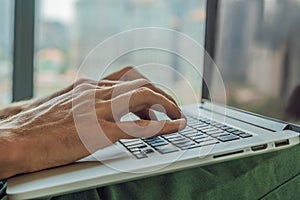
(0, 67, 186, 179)
(0, 66, 175, 120)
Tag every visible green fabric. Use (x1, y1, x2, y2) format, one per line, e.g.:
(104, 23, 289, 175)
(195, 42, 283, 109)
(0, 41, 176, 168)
(8, 144, 299, 200)
(95, 144, 300, 200)
(14, 144, 300, 200)
(52, 189, 101, 200)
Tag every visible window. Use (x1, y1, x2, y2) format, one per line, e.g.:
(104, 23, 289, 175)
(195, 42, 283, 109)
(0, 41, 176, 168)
(214, 0, 300, 124)
(34, 0, 207, 104)
(0, 0, 14, 106)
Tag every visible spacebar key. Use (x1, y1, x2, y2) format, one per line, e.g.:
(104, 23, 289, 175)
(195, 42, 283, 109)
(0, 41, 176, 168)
(156, 144, 179, 154)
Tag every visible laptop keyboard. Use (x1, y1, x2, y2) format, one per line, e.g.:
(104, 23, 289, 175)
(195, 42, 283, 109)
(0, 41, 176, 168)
(119, 115, 253, 159)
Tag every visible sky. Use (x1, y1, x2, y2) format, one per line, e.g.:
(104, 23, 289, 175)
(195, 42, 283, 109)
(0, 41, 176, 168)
(41, 0, 75, 23)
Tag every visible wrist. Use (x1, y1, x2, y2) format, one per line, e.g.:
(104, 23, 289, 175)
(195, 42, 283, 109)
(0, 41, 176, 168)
(0, 104, 24, 120)
(0, 131, 25, 179)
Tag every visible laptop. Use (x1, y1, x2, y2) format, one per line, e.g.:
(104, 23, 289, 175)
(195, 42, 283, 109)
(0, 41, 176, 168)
(7, 101, 300, 199)
(7, 2, 300, 200)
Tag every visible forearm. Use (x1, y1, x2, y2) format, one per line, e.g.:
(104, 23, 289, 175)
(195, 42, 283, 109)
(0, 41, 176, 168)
(0, 131, 24, 179)
(0, 101, 29, 120)
(0, 125, 90, 179)
(0, 128, 48, 179)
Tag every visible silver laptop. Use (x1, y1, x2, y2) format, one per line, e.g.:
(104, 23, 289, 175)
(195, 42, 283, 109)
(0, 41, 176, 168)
(7, 4, 300, 200)
(6, 101, 300, 199)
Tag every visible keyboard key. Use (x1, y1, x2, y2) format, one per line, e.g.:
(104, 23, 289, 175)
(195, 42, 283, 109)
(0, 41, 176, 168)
(176, 142, 197, 149)
(143, 137, 162, 142)
(145, 139, 164, 145)
(175, 142, 196, 148)
(181, 139, 219, 150)
(192, 135, 209, 141)
(162, 133, 182, 139)
(210, 121, 221, 126)
(199, 125, 214, 131)
(129, 148, 141, 152)
(121, 139, 142, 145)
(201, 127, 219, 133)
(132, 150, 142, 154)
(210, 132, 230, 138)
(180, 143, 203, 150)
(172, 139, 194, 146)
(217, 135, 240, 142)
(200, 118, 211, 123)
(192, 124, 210, 129)
(127, 144, 148, 149)
(232, 130, 252, 138)
(134, 153, 148, 159)
(126, 141, 145, 146)
(184, 132, 204, 139)
(232, 130, 243, 135)
(214, 123, 224, 128)
(156, 144, 179, 154)
(195, 137, 214, 143)
(238, 133, 253, 138)
(206, 129, 224, 135)
(141, 148, 155, 154)
(187, 120, 203, 125)
(150, 141, 168, 147)
(180, 127, 195, 133)
(180, 129, 198, 135)
(167, 136, 186, 142)
(198, 140, 219, 146)
(227, 128, 238, 133)
(221, 126, 233, 131)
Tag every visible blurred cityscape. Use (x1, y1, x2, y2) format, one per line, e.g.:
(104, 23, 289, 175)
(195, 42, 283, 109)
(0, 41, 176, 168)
(214, 0, 300, 122)
(34, 0, 206, 100)
(0, 0, 13, 106)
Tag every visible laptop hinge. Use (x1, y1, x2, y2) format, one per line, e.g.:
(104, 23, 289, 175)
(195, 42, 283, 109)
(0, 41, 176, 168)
(200, 100, 300, 132)
(283, 124, 300, 133)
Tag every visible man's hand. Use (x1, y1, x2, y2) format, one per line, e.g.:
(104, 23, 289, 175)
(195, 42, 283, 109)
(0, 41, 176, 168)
(0, 67, 186, 179)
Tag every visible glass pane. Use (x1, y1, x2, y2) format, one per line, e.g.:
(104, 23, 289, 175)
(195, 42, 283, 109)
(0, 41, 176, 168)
(34, 0, 207, 104)
(214, 0, 300, 125)
(0, 0, 14, 106)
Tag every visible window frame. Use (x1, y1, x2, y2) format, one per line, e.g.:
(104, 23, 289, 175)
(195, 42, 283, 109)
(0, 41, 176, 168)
(202, 0, 219, 100)
(11, 0, 218, 102)
(12, 0, 35, 102)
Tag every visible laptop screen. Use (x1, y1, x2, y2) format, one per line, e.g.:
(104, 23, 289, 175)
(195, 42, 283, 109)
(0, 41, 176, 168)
(208, 0, 300, 125)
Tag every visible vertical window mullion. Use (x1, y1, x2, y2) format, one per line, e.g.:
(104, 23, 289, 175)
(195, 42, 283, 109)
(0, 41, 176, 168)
(13, 0, 35, 102)
(202, 0, 219, 100)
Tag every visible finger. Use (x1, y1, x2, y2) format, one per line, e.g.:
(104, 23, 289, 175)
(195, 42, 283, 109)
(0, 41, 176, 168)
(103, 68, 178, 105)
(133, 108, 158, 120)
(104, 87, 184, 121)
(139, 81, 178, 105)
(109, 118, 187, 140)
(104, 79, 177, 105)
(98, 79, 122, 87)
(102, 66, 147, 81)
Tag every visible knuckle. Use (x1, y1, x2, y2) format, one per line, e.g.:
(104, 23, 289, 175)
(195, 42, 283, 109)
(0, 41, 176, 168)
(77, 89, 94, 98)
(95, 101, 106, 113)
(100, 99, 111, 108)
(98, 119, 109, 128)
(136, 78, 149, 86)
(136, 120, 147, 127)
(76, 83, 94, 91)
(123, 66, 134, 72)
(76, 78, 90, 84)
(136, 87, 153, 96)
